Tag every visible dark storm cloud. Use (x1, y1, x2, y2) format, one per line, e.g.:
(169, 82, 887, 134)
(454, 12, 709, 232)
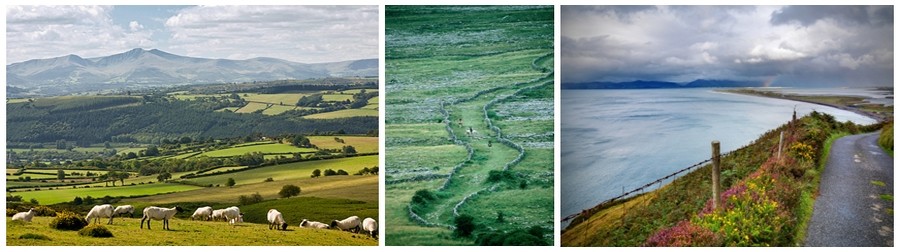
(562, 5, 893, 87)
(771, 5, 893, 27)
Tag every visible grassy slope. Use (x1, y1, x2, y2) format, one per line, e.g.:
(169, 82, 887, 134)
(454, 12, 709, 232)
(10, 183, 201, 205)
(385, 5, 553, 245)
(562, 113, 868, 246)
(308, 136, 379, 154)
(302, 109, 377, 119)
(197, 143, 317, 157)
(6, 217, 376, 246)
(184, 155, 377, 186)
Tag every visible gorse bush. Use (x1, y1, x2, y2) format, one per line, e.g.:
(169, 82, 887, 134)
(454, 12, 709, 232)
(78, 224, 114, 238)
(33, 205, 57, 217)
(49, 211, 88, 231)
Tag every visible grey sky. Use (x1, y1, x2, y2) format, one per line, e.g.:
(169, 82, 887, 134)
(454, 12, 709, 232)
(562, 6, 893, 87)
(6, 5, 378, 64)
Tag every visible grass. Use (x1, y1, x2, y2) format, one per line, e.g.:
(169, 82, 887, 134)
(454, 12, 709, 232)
(322, 94, 354, 102)
(243, 93, 306, 105)
(261, 104, 297, 115)
(308, 136, 379, 153)
(8, 183, 201, 205)
(130, 174, 377, 204)
(234, 102, 269, 113)
(302, 109, 378, 119)
(183, 155, 377, 186)
(6, 216, 376, 245)
(385, 5, 554, 245)
(878, 121, 893, 156)
(197, 143, 316, 157)
(240, 196, 378, 227)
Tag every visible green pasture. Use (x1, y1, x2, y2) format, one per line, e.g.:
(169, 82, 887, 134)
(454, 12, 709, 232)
(6, 216, 376, 245)
(234, 102, 269, 113)
(308, 136, 379, 153)
(197, 143, 316, 158)
(302, 109, 377, 119)
(9, 183, 201, 205)
(128, 173, 377, 205)
(183, 155, 377, 186)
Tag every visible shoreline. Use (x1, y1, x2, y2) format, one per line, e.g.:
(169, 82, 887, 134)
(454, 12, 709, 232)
(717, 88, 890, 122)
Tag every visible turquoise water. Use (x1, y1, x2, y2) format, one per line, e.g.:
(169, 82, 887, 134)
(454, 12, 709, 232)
(561, 88, 877, 222)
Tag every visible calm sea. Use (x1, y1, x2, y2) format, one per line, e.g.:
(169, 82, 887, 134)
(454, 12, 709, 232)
(561, 88, 878, 223)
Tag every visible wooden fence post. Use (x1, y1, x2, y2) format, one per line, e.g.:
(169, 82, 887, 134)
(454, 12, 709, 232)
(711, 141, 722, 210)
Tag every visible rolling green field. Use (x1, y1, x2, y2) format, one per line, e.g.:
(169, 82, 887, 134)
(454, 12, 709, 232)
(308, 136, 379, 153)
(197, 143, 317, 157)
(234, 102, 270, 113)
(184, 155, 377, 186)
(385, 5, 554, 246)
(303, 109, 378, 119)
(243, 93, 307, 105)
(6, 216, 376, 246)
(261, 104, 298, 115)
(10, 183, 200, 205)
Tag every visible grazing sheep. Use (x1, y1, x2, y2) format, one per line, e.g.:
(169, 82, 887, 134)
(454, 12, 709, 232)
(267, 209, 288, 230)
(222, 206, 243, 225)
(86, 204, 115, 225)
(211, 209, 226, 221)
(330, 216, 361, 233)
(191, 206, 213, 221)
(113, 205, 134, 218)
(362, 217, 378, 239)
(140, 206, 183, 230)
(299, 219, 329, 229)
(11, 208, 34, 222)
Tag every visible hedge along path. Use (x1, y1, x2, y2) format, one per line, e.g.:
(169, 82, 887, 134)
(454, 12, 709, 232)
(406, 54, 555, 229)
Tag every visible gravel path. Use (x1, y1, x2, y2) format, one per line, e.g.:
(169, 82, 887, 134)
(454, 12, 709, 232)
(805, 132, 893, 247)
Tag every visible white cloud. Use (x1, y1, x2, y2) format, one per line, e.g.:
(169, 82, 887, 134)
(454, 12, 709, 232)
(129, 20, 143, 31)
(6, 5, 154, 63)
(163, 5, 377, 63)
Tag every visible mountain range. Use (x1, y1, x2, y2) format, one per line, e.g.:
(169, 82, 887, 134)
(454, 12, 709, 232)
(6, 48, 377, 96)
(562, 79, 763, 89)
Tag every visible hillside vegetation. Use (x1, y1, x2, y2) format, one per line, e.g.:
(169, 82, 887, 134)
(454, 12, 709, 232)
(562, 112, 883, 246)
(386, 5, 554, 246)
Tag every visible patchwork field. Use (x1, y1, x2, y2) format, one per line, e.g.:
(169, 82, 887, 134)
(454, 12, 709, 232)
(385, 5, 554, 246)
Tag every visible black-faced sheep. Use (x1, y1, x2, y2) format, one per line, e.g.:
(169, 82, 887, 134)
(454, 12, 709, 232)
(330, 216, 361, 233)
(267, 209, 288, 230)
(299, 219, 329, 229)
(362, 217, 378, 239)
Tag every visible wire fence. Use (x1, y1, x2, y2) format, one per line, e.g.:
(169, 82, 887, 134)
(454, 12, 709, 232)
(561, 142, 754, 224)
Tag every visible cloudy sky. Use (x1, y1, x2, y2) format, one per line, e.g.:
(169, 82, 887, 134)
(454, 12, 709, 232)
(562, 6, 893, 87)
(6, 5, 378, 64)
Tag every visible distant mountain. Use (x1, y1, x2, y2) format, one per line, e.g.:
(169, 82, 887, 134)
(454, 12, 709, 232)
(7, 48, 378, 96)
(562, 79, 763, 89)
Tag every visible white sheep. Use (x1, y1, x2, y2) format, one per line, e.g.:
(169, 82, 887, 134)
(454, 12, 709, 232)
(86, 204, 115, 225)
(267, 209, 288, 230)
(299, 219, 330, 229)
(362, 217, 378, 239)
(140, 206, 183, 230)
(211, 209, 226, 221)
(330, 216, 361, 233)
(11, 208, 35, 222)
(191, 206, 213, 221)
(113, 205, 135, 218)
(222, 206, 243, 225)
